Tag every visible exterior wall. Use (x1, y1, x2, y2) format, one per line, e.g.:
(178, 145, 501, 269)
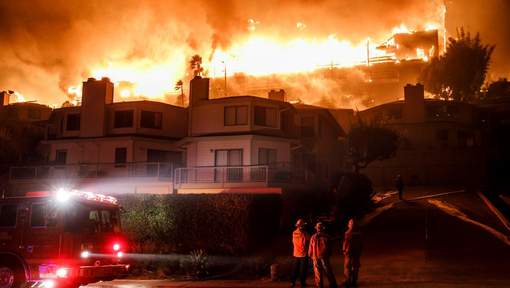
(190, 96, 296, 137)
(357, 99, 482, 187)
(106, 101, 187, 138)
(185, 135, 292, 167)
(46, 137, 181, 164)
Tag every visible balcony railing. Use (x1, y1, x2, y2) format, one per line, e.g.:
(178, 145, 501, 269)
(173, 163, 309, 189)
(9, 162, 175, 181)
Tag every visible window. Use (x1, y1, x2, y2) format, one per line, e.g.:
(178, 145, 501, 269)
(114, 110, 134, 128)
(28, 109, 42, 120)
(140, 111, 162, 129)
(254, 106, 277, 127)
(115, 147, 127, 166)
(301, 116, 315, 137)
(31, 204, 46, 227)
(0, 205, 17, 227)
(224, 106, 248, 126)
(66, 113, 80, 131)
(258, 148, 277, 165)
(215, 149, 243, 182)
(55, 149, 67, 164)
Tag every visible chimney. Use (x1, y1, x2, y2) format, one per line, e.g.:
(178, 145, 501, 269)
(80, 77, 114, 137)
(189, 76, 209, 105)
(268, 89, 286, 101)
(0, 91, 10, 106)
(403, 83, 425, 122)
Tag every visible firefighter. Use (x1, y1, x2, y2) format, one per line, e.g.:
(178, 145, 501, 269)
(395, 174, 404, 200)
(342, 218, 363, 288)
(308, 222, 337, 288)
(291, 219, 311, 287)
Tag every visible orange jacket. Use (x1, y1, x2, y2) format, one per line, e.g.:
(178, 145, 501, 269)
(292, 228, 310, 257)
(308, 232, 331, 259)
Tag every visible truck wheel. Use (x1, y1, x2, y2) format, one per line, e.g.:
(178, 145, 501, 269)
(0, 267, 14, 288)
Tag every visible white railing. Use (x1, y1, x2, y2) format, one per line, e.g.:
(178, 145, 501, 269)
(9, 162, 175, 181)
(173, 163, 309, 189)
(174, 165, 269, 189)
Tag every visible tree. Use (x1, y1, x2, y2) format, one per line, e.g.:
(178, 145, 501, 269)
(347, 119, 399, 173)
(419, 28, 495, 102)
(190, 54, 204, 77)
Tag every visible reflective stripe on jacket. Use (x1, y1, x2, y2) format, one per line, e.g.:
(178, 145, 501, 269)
(292, 228, 310, 257)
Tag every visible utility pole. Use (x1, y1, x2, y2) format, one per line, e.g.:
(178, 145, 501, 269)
(223, 60, 228, 97)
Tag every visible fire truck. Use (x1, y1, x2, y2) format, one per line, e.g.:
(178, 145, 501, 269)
(0, 189, 129, 288)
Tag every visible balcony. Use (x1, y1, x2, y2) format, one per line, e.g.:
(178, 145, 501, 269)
(9, 162, 175, 182)
(173, 163, 310, 193)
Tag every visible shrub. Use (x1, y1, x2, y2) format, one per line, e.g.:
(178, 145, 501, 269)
(119, 193, 281, 255)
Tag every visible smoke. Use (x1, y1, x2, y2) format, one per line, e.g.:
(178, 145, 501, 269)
(446, 0, 510, 80)
(2, 0, 505, 107)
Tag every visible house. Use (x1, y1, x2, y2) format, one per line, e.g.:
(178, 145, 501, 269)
(8, 77, 346, 195)
(175, 76, 346, 193)
(356, 84, 483, 186)
(9, 78, 187, 195)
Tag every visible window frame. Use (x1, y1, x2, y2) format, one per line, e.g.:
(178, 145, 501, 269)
(114, 147, 128, 167)
(114, 110, 134, 129)
(140, 110, 163, 129)
(55, 149, 67, 164)
(66, 113, 81, 131)
(224, 105, 248, 126)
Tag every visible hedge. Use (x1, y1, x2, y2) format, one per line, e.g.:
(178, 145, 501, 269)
(118, 193, 282, 255)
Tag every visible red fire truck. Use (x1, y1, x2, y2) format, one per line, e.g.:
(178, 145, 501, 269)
(0, 189, 129, 288)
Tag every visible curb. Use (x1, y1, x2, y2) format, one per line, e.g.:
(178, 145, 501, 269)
(478, 192, 510, 233)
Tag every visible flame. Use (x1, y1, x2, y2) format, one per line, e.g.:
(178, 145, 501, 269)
(12, 91, 26, 103)
(68, 22, 440, 103)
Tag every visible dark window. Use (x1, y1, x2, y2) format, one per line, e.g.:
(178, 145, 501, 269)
(114, 110, 134, 128)
(0, 205, 17, 227)
(55, 149, 67, 164)
(31, 204, 46, 227)
(140, 111, 162, 129)
(224, 106, 248, 126)
(258, 148, 277, 165)
(301, 116, 315, 137)
(28, 109, 42, 120)
(115, 147, 127, 166)
(254, 106, 277, 127)
(66, 113, 80, 131)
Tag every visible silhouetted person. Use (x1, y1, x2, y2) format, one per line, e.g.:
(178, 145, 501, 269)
(291, 219, 311, 287)
(342, 219, 363, 287)
(395, 174, 404, 200)
(309, 222, 337, 288)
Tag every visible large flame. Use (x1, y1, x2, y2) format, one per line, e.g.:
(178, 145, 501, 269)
(68, 22, 442, 104)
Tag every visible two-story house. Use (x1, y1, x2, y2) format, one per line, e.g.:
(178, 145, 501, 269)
(356, 84, 483, 186)
(174, 76, 346, 193)
(9, 78, 187, 195)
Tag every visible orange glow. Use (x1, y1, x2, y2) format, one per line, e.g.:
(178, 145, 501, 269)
(68, 23, 440, 103)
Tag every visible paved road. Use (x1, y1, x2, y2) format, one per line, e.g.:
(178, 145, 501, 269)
(84, 189, 510, 287)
